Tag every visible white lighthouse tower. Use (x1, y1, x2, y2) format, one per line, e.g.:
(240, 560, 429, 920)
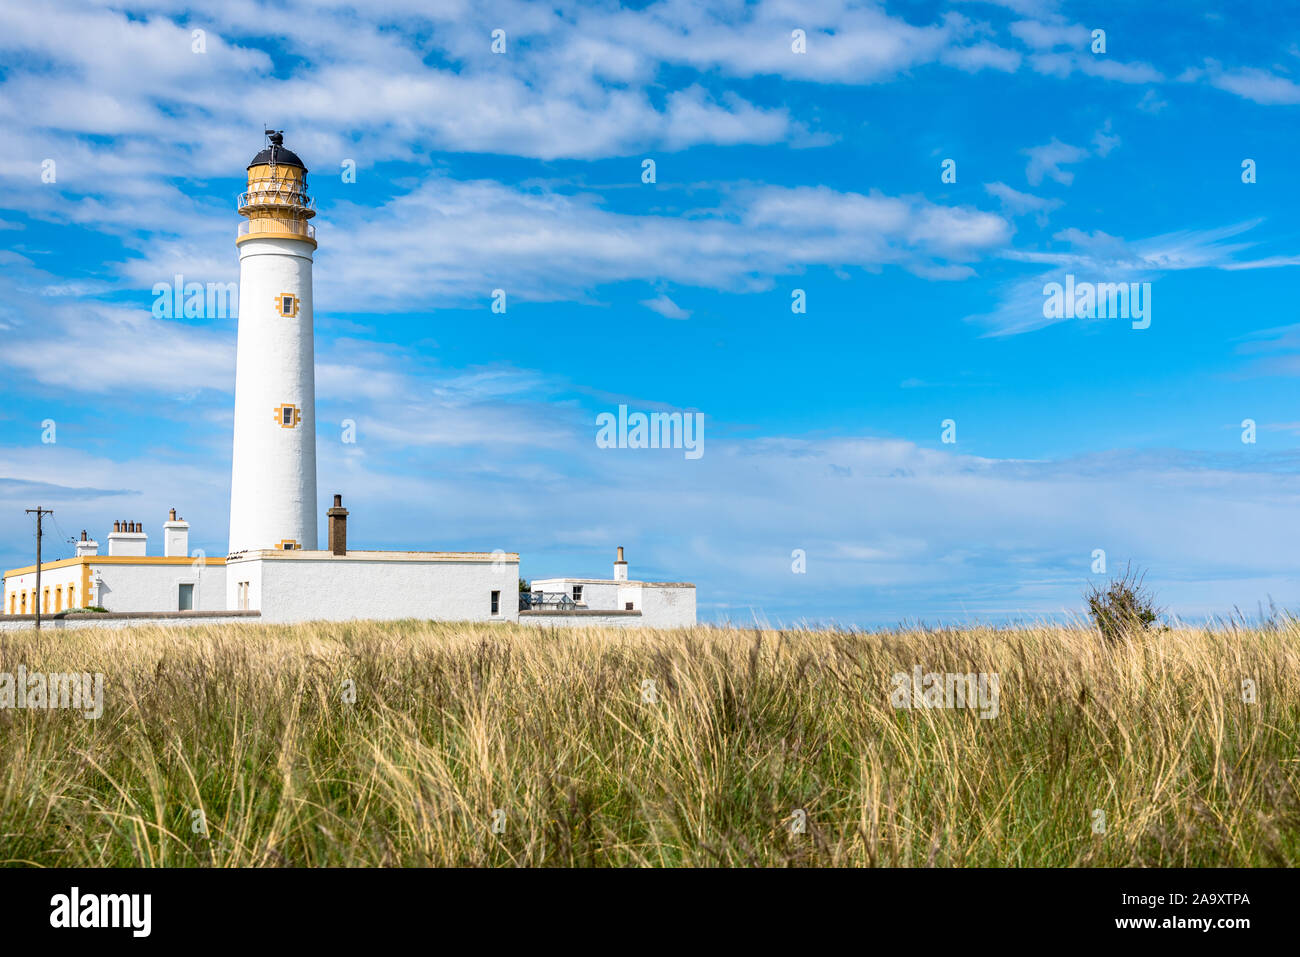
(228, 131, 318, 554)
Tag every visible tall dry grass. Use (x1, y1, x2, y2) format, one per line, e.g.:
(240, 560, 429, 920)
(1, 619, 1297, 866)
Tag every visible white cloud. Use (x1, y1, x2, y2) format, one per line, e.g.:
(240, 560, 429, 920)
(1009, 19, 1089, 50)
(968, 219, 1278, 336)
(983, 181, 1063, 223)
(300, 178, 1011, 311)
(1028, 50, 1163, 84)
(1020, 123, 1120, 188)
(641, 294, 691, 319)
(1023, 137, 1090, 186)
(1193, 60, 1300, 105)
(1137, 89, 1168, 113)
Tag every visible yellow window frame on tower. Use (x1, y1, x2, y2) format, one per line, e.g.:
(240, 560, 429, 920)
(275, 293, 300, 318)
(273, 404, 301, 429)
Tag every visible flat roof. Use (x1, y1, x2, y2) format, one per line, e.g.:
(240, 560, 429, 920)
(226, 549, 519, 563)
(530, 577, 694, 588)
(5, 555, 227, 578)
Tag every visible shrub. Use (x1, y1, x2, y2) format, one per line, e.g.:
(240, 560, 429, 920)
(1086, 563, 1159, 643)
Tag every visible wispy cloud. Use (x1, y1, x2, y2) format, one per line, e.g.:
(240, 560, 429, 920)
(641, 294, 691, 319)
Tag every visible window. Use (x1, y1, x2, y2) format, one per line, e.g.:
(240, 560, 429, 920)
(275, 293, 299, 318)
(625, 602, 634, 610)
(237, 582, 250, 610)
(178, 583, 194, 611)
(273, 403, 301, 429)
(490, 590, 500, 615)
(572, 585, 583, 603)
(278, 539, 299, 550)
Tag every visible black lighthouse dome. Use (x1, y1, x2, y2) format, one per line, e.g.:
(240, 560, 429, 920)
(247, 130, 307, 172)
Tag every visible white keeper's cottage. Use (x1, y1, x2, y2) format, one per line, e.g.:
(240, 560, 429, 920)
(3, 133, 694, 630)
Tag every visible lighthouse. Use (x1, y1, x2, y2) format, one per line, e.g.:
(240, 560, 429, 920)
(228, 131, 319, 554)
(2, 129, 693, 629)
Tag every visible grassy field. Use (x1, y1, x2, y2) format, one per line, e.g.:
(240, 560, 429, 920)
(1, 619, 1297, 867)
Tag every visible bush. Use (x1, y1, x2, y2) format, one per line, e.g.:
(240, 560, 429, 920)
(1086, 563, 1160, 643)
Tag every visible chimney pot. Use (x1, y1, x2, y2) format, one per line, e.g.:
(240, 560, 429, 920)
(81, 530, 87, 541)
(169, 508, 176, 521)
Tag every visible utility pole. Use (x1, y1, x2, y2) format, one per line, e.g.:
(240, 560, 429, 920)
(26, 507, 53, 631)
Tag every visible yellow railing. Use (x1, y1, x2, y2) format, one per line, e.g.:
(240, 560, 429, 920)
(237, 220, 316, 241)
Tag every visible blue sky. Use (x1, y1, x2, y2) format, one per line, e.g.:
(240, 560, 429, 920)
(1, 0, 1299, 626)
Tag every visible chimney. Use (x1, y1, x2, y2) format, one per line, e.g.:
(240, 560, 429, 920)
(107, 520, 147, 557)
(75, 529, 99, 558)
(614, 545, 628, 581)
(327, 494, 348, 556)
(163, 508, 190, 558)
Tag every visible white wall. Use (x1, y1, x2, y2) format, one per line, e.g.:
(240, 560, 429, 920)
(528, 577, 695, 627)
(637, 584, 696, 628)
(4, 561, 228, 614)
(225, 557, 264, 612)
(92, 563, 227, 613)
(163, 521, 189, 557)
(0, 612, 257, 632)
(229, 236, 318, 553)
(530, 579, 619, 610)
(107, 532, 147, 556)
(519, 612, 645, 628)
(4, 565, 82, 613)
(0, 616, 256, 631)
(229, 552, 520, 624)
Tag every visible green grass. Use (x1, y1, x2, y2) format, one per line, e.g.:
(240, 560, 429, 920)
(1, 619, 1297, 866)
